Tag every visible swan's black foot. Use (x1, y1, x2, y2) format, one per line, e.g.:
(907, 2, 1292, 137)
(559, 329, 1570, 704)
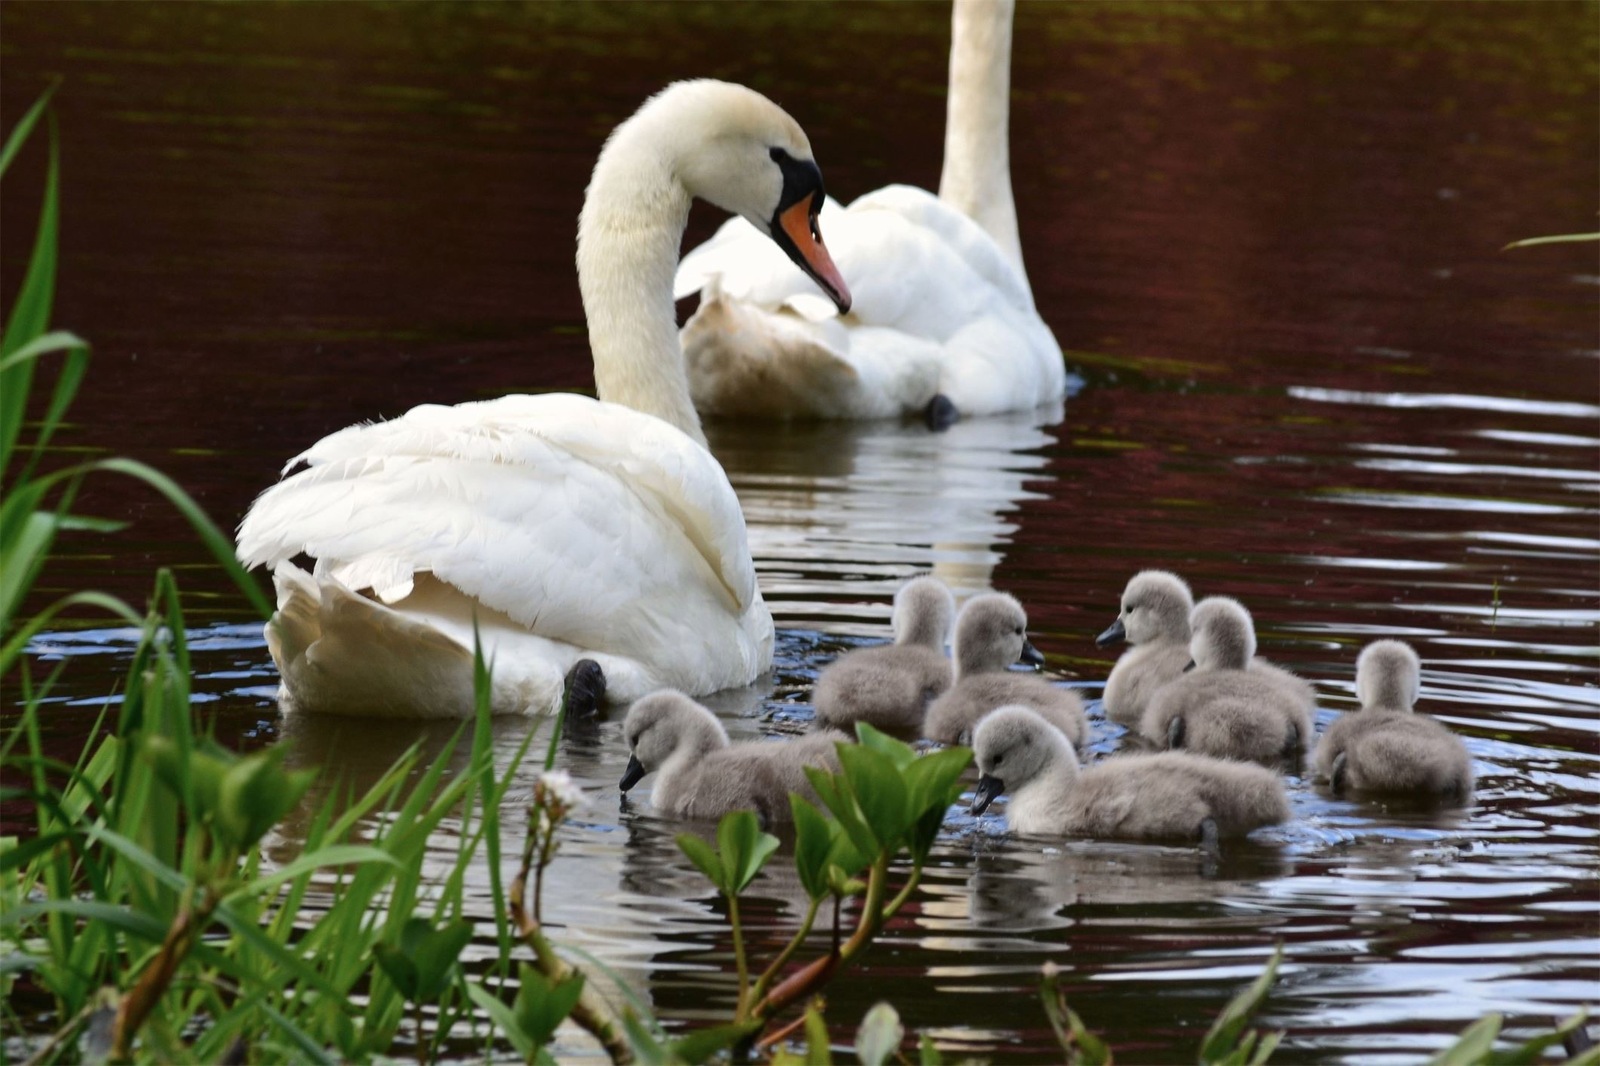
(1198, 816, 1221, 855)
(924, 393, 959, 431)
(1168, 716, 1186, 750)
(562, 659, 607, 719)
(1281, 724, 1302, 773)
(1330, 751, 1348, 796)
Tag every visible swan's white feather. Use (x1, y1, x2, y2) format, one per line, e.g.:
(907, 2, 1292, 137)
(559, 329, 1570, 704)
(675, 185, 1064, 419)
(237, 393, 773, 716)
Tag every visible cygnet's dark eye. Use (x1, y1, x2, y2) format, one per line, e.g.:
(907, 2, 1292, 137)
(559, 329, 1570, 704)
(992, 753, 1004, 766)
(1014, 626, 1024, 636)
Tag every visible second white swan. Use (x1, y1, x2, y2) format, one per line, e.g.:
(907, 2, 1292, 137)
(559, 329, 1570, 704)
(672, 0, 1065, 424)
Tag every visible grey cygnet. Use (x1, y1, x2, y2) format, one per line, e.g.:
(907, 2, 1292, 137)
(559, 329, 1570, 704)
(970, 705, 1289, 848)
(923, 593, 1087, 747)
(1314, 640, 1473, 802)
(813, 576, 955, 739)
(621, 691, 845, 823)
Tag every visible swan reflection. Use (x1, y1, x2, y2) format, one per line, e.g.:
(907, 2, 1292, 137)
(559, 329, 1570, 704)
(708, 399, 1066, 635)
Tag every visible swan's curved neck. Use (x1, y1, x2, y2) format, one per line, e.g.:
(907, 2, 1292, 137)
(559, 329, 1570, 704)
(937, 0, 1027, 289)
(577, 121, 708, 448)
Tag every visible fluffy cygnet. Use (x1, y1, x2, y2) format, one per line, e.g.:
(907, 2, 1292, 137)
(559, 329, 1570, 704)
(923, 593, 1087, 747)
(1140, 597, 1315, 769)
(1097, 570, 1195, 728)
(970, 705, 1289, 846)
(813, 576, 955, 739)
(1315, 640, 1473, 802)
(620, 691, 845, 823)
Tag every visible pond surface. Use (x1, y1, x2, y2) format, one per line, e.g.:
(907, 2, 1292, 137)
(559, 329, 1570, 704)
(4, 2, 1597, 1061)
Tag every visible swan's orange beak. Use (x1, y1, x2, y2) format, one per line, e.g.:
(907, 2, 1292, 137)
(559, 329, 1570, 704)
(777, 199, 852, 314)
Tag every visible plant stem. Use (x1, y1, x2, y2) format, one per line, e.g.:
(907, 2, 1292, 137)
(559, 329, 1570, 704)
(749, 896, 821, 1008)
(882, 864, 923, 920)
(729, 894, 750, 1022)
(110, 884, 218, 1062)
(414, 1000, 427, 1066)
(510, 867, 633, 1064)
(751, 854, 891, 1023)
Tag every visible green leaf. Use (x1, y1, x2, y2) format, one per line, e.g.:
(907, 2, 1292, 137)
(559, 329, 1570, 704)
(620, 1009, 676, 1063)
(791, 795, 834, 901)
(855, 1001, 904, 1066)
(513, 963, 586, 1050)
(410, 916, 473, 1002)
(836, 743, 908, 850)
(717, 809, 779, 896)
(804, 765, 880, 862)
(215, 748, 316, 852)
(1489, 1008, 1591, 1065)
(467, 980, 536, 1061)
(855, 722, 917, 771)
(373, 942, 420, 1001)
(1200, 945, 1283, 1064)
(676, 832, 727, 895)
(668, 1019, 763, 1063)
(803, 1004, 832, 1065)
(1427, 1014, 1501, 1066)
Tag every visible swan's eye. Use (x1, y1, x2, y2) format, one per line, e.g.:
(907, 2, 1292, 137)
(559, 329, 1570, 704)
(1014, 626, 1024, 636)
(992, 754, 1004, 766)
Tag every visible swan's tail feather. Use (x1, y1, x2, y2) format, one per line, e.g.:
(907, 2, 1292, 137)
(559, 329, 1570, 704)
(265, 562, 323, 677)
(265, 563, 484, 718)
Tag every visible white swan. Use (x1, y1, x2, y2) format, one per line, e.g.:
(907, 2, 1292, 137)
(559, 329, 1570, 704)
(672, 0, 1064, 423)
(235, 80, 852, 718)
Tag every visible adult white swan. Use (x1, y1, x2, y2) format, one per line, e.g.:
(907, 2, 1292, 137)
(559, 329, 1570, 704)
(236, 80, 852, 718)
(673, 0, 1064, 424)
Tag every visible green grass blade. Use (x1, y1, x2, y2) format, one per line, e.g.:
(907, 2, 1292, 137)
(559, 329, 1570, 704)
(90, 457, 273, 617)
(0, 83, 57, 179)
(1502, 232, 1600, 251)
(0, 116, 59, 457)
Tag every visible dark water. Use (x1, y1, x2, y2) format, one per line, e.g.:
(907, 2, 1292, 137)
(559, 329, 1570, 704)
(4, 2, 1597, 1061)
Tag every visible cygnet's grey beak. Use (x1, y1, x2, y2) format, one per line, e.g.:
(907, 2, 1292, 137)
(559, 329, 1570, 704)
(1182, 660, 1197, 673)
(1095, 619, 1126, 648)
(1020, 639, 1046, 667)
(619, 754, 647, 793)
(971, 774, 1006, 816)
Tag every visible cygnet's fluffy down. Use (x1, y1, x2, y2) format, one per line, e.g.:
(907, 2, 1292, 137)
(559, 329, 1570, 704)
(621, 691, 845, 823)
(971, 705, 1288, 844)
(1140, 597, 1315, 769)
(1097, 570, 1196, 728)
(813, 576, 955, 739)
(1315, 640, 1473, 802)
(923, 592, 1086, 746)
(1097, 570, 1317, 730)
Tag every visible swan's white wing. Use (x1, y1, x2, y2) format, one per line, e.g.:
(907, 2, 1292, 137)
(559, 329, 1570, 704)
(675, 185, 1065, 418)
(237, 394, 763, 671)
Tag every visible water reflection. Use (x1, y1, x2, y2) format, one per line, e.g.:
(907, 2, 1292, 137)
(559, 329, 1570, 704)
(708, 399, 1065, 633)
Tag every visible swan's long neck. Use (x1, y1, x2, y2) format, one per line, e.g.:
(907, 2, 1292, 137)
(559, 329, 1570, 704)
(937, 0, 1028, 290)
(577, 119, 708, 449)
